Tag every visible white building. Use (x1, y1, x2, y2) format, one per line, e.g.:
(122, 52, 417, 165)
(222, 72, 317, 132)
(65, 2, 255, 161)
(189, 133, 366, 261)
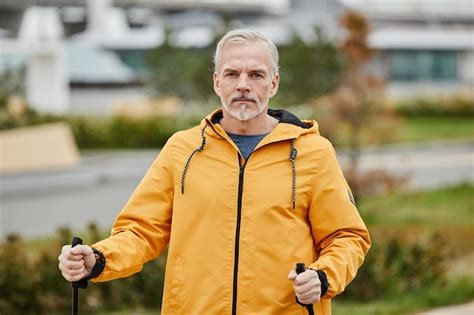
(341, 0, 474, 99)
(1, 0, 472, 115)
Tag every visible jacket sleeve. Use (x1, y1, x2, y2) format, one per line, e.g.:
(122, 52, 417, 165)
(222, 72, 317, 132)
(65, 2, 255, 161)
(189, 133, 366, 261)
(308, 140, 371, 298)
(91, 139, 175, 282)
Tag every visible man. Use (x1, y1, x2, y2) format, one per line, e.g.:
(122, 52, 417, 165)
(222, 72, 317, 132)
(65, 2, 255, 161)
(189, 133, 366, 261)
(59, 29, 370, 314)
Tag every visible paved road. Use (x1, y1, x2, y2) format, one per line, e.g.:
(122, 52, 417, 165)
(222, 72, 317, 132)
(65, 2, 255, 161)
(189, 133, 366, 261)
(1, 140, 473, 239)
(418, 300, 474, 315)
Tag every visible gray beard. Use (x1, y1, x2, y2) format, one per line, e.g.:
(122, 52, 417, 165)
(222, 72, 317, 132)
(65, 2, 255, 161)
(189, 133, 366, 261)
(222, 101, 267, 121)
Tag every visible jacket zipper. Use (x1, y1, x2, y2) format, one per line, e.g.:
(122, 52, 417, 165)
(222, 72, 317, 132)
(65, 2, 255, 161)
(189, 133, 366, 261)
(232, 153, 249, 315)
(230, 139, 294, 315)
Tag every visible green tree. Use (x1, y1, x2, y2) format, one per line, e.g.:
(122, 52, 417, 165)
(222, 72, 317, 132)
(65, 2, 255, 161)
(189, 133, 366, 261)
(146, 35, 217, 104)
(145, 28, 344, 107)
(276, 29, 344, 106)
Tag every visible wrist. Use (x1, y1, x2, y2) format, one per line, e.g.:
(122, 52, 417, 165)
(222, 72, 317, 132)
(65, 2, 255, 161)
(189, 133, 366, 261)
(85, 248, 106, 280)
(309, 268, 329, 298)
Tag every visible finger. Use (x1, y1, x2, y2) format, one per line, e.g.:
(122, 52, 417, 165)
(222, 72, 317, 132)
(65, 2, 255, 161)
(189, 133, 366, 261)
(62, 249, 84, 261)
(294, 278, 320, 294)
(62, 270, 86, 282)
(288, 270, 297, 280)
(59, 257, 85, 271)
(297, 287, 321, 301)
(61, 265, 85, 278)
(70, 244, 92, 256)
(295, 269, 318, 285)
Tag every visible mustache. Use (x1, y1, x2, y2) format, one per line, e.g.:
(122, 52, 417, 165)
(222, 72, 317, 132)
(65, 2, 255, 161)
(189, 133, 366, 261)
(232, 95, 256, 103)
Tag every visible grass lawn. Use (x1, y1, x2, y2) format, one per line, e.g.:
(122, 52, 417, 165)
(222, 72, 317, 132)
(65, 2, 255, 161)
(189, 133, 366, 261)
(398, 116, 474, 143)
(361, 183, 474, 257)
(333, 183, 474, 315)
(330, 116, 474, 147)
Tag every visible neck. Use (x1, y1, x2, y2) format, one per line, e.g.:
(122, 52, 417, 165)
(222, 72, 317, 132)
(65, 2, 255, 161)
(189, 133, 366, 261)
(220, 109, 278, 135)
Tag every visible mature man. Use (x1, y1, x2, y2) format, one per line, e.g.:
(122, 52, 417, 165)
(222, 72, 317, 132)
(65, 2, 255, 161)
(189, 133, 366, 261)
(59, 29, 370, 314)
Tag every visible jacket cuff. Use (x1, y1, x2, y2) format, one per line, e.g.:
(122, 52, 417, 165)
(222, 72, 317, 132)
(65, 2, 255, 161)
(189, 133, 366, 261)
(310, 268, 329, 297)
(85, 248, 106, 280)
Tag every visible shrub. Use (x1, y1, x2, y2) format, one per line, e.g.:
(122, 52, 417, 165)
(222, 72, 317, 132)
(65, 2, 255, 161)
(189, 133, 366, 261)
(0, 235, 40, 314)
(0, 222, 454, 313)
(0, 106, 186, 149)
(396, 94, 474, 117)
(0, 224, 167, 314)
(67, 114, 179, 149)
(342, 231, 448, 301)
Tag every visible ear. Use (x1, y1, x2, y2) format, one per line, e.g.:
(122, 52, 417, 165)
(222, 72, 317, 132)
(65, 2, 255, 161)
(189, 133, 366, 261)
(269, 72, 280, 98)
(213, 72, 221, 97)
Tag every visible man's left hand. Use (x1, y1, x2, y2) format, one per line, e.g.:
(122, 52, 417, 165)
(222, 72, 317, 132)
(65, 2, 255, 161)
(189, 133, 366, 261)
(288, 269, 321, 305)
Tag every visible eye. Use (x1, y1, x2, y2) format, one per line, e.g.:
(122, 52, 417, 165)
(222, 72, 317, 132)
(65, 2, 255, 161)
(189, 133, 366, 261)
(225, 72, 237, 77)
(251, 72, 264, 78)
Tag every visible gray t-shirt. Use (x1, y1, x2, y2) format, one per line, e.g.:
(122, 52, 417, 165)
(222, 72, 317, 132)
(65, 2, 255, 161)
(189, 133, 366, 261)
(227, 132, 269, 160)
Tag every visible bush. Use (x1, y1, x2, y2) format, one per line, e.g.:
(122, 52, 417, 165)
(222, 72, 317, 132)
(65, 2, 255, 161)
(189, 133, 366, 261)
(0, 222, 452, 314)
(342, 231, 448, 301)
(0, 235, 40, 314)
(0, 224, 167, 314)
(396, 94, 474, 117)
(0, 105, 187, 149)
(67, 114, 181, 149)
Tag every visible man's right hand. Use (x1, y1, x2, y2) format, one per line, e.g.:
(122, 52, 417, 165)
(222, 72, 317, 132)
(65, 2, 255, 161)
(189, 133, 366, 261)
(58, 244, 96, 282)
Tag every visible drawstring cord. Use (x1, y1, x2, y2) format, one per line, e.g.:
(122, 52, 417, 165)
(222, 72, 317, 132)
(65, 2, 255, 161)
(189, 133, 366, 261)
(181, 126, 207, 194)
(290, 139, 297, 209)
(180, 128, 298, 211)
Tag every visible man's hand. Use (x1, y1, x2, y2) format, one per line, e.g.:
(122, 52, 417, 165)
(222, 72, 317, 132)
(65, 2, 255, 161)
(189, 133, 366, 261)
(58, 244, 96, 282)
(288, 269, 321, 305)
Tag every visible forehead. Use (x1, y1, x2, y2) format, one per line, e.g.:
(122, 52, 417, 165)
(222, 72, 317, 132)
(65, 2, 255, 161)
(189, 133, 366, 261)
(218, 40, 273, 72)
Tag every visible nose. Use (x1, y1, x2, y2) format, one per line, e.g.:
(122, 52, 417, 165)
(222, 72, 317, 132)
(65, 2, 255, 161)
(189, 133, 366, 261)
(236, 74, 251, 93)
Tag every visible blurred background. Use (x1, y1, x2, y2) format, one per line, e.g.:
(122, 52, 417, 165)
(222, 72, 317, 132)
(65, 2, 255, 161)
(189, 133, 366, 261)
(0, 0, 473, 314)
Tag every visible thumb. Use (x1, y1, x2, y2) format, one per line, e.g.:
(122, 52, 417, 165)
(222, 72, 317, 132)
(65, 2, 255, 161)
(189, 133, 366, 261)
(71, 244, 93, 256)
(288, 270, 297, 281)
(76, 245, 96, 271)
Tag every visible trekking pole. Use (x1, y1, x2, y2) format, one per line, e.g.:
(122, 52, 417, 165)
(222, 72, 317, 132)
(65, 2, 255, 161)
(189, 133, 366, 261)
(71, 236, 83, 315)
(296, 263, 315, 315)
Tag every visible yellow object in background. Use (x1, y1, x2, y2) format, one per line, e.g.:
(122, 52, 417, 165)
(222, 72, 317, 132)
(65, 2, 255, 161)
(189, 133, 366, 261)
(0, 122, 80, 174)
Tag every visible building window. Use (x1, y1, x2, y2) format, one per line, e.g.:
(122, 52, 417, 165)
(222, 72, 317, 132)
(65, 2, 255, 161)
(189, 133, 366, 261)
(390, 50, 458, 81)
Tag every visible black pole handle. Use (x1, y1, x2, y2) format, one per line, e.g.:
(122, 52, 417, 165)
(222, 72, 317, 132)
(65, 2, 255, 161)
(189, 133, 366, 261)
(296, 263, 306, 275)
(71, 237, 83, 315)
(295, 263, 315, 315)
(71, 237, 83, 288)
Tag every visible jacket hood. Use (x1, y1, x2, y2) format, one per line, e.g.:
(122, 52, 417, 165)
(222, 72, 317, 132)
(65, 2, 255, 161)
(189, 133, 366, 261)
(201, 108, 320, 140)
(181, 108, 320, 208)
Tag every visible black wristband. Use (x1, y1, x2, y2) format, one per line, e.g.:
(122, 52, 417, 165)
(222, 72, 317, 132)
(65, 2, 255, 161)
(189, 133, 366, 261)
(313, 269, 329, 297)
(84, 248, 106, 280)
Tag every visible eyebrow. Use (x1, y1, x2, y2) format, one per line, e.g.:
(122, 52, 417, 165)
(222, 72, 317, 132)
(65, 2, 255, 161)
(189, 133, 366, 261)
(222, 68, 268, 74)
(250, 69, 267, 75)
(222, 68, 237, 73)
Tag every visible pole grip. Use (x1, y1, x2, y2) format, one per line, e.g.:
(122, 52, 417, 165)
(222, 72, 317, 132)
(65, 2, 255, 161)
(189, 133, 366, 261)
(296, 263, 306, 274)
(295, 263, 315, 315)
(72, 236, 83, 248)
(71, 237, 83, 315)
(71, 237, 84, 289)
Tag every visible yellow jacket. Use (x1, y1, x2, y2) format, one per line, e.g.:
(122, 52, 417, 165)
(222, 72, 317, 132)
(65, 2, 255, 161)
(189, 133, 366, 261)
(92, 109, 370, 315)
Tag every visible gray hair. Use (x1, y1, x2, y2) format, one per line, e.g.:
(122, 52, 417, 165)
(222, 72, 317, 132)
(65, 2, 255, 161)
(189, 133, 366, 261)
(213, 29, 280, 76)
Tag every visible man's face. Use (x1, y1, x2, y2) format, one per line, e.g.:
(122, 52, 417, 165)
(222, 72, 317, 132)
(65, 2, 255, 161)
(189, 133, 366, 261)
(213, 41, 280, 121)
